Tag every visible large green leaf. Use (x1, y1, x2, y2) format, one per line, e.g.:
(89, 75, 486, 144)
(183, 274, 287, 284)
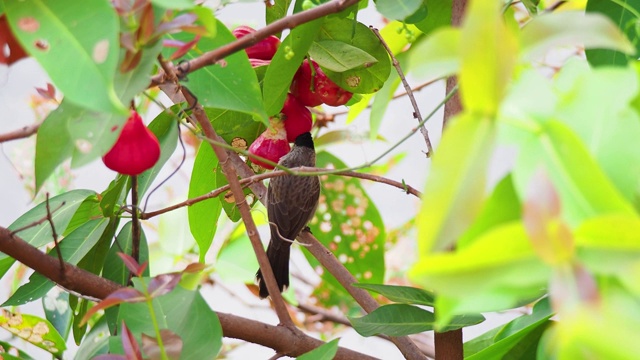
(586, 0, 640, 66)
(188, 142, 221, 261)
(304, 151, 386, 308)
(0, 311, 66, 356)
(3, 218, 108, 306)
(521, 11, 635, 61)
(352, 283, 434, 306)
(34, 102, 76, 191)
(297, 339, 340, 360)
(465, 298, 553, 359)
(115, 282, 222, 359)
(411, 222, 550, 326)
(168, 20, 267, 123)
(316, 17, 391, 94)
(309, 40, 378, 72)
(413, 0, 452, 35)
(262, 18, 323, 115)
(1, 190, 95, 277)
(459, 0, 517, 115)
(349, 304, 484, 336)
(409, 27, 460, 81)
(4, 0, 125, 114)
(266, 0, 293, 27)
(414, 113, 496, 253)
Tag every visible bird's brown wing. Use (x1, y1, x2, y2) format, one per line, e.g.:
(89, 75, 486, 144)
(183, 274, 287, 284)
(267, 175, 320, 242)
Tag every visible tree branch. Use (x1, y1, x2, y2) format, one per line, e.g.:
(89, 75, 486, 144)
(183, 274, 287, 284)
(0, 123, 40, 143)
(150, 0, 360, 87)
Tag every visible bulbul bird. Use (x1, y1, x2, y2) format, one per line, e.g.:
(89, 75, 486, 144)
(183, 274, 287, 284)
(256, 131, 320, 298)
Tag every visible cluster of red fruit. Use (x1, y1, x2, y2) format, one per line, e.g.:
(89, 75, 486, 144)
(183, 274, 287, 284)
(233, 26, 353, 170)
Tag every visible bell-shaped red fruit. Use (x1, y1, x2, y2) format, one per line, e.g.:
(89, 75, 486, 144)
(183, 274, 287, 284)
(281, 94, 313, 143)
(248, 119, 290, 170)
(290, 59, 353, 107)
(102, 111, 161, 176)
(0, 15, 28, 65)
(232, 25, 280, 60)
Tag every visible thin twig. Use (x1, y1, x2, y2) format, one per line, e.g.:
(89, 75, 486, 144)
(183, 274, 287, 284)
(140, 167, 421, 220)
(371, 27, 433, 157)
(0, 123, 40, 143)
(44, 193, 65, 273)
(9, 202, 66, 236)
(131, 175, 141, 266)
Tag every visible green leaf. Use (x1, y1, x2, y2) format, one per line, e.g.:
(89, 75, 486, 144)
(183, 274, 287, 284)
(316, 17, 391, 94)
(415, 113, 496, 252)
(74, 316, 109, 359)
(521, 11, 636, 61)
(304, 151, 386, 308)
(43, 290, 72, 341)
(216, 232, 259, 284)
(100, 176, 128, 217)
(263, 18, 323, 115)
(0, 340, 35, 360)
(169, 20, 267, 123)
(151, 0, 194, 9)
(458, 174, 521, 248)
(309, 40, 378, 72)
(368, 56, 401, 140)
(374, 0, 422, 21)
(266, 0, 293, 27)
(188, 142, 222, 261)
(3, 218, 108, 306)
(459, 0, 517, 115)
(409, 27, 460, 81)
(116, 283, 222, 359)
(135, 108, 180, 198)
(352, 283, 434, 306)
(298, 338, 340, 360)
(410, 222, 550, 325)
(512, 120, 635, 226)
(34, 102, 76, 191)
(465, 298, 552, 359)
(553, 64, 640, 205)
(414, 0, 452, 35)
(4, 0, 126, 114)
(0, 311, 66, 356)
(1, 190, 95, 277)
(586, 0, 640, 66)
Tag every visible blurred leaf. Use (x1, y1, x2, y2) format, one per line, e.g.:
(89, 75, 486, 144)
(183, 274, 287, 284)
(135, 109, 180, 198)
(0, 309, 66, 356)
(263, 18, 323, 115)
(151, 0, 194, 9)
(266, 0, 293, 27)
(1, 190, 95, 277)
(409, 27, 460, 81)
(586, 0, 640, 66)
(413, 0, 452, 35)
(5, 0, 126, 114)
(34, 102, 76, 191)
(458, 174, 521, 248)
(298, 338, 340, 360)
(353, 283, 434, 305)
(115, 282, 222, 359)
(305, 151, 386, 308)
(521, 11, 635, 61)
(553, 64, 640, 205)
(415, 113, 496, 252)
(369, 55, 401, 140)
(309, 40, 377, 72)
(216, 233, 259, 284)
(521, 0, 540, 15)
(512, 120, 635, 227)
(374, 0, 422, 21)
(188, 142, 221, 262)
(74, 317, 109, 359)
(411, 222, 550, 325)
(3, 218, 108, 306)
(465, 298, 553, 359)
(0, 340, 35, 360)
(317, 17, 391, 94)
(167, 20, 267, 123)
(459, 0, 517, 115)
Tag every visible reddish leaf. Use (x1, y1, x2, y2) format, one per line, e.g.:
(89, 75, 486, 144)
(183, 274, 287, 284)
(35, 83, 56, 101)
(165, 36, 200, 61)
(137, 3, 155, 44)
(182, 262, 206, 273)
(148, 273, 182, 298)
(117, 252, 147, 276)
(80, 288, 146, 325)
(141, 330, 183, 360)
(94, 355, 126, 360)
(0, 15, 29, 65)
(156, 13, 197, 34)
(120, 49, 143, 73)
(121, 322, 143, 360)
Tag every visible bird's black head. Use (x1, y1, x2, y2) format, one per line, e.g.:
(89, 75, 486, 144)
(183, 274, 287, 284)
(294, 132, 314, 150)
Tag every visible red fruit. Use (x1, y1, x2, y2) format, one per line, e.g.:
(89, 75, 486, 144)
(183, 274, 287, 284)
(248, 119, 290, 170)
(102, 111, 161, 176)
(0, 15, 29, 65)
(290, 59, 353, 107)
(281, 94, 312, 143)
(232, 25, 280, 60)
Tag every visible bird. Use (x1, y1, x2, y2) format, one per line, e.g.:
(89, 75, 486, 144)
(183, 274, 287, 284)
(256, 131, 320, 298)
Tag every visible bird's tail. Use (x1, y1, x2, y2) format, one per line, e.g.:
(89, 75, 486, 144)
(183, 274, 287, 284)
(256, 239, 291, 298)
